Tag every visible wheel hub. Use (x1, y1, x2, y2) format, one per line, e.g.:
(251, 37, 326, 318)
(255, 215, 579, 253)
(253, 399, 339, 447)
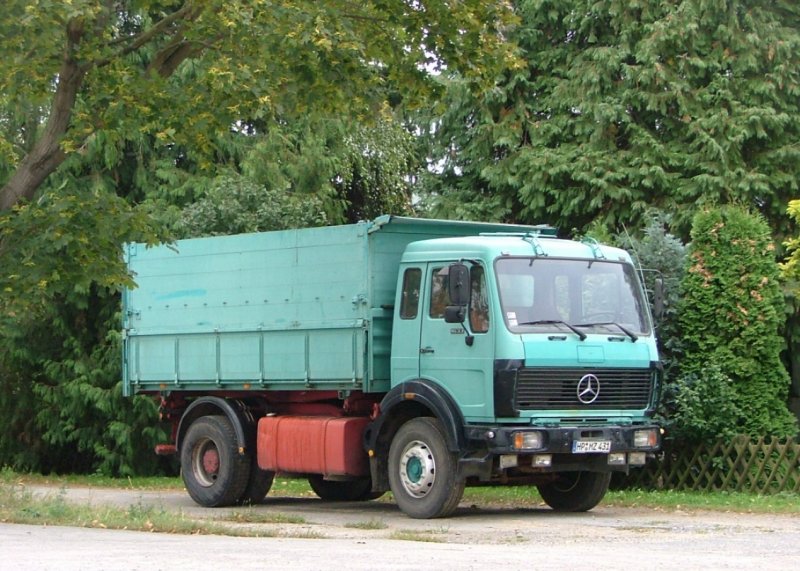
(192, 437, 220, 488)
(399, 440, 435, 498)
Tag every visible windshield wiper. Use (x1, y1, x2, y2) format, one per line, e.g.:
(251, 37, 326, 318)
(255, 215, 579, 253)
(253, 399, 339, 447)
(575, 322, 638, 342)
(517, 320, 587, 341)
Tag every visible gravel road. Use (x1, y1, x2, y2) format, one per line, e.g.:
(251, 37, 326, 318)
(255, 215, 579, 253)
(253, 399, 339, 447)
(3, 484, 798, 570)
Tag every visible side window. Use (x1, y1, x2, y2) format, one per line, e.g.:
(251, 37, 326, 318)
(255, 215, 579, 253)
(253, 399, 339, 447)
(470, 266, 490, 333)
(429, 267, 448, 318)
(400, 268, 422, 319)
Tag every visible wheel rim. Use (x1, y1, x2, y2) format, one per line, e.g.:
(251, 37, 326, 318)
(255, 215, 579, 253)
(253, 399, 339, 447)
(398, 439, 435, 498)
(191, 437, 220, 488)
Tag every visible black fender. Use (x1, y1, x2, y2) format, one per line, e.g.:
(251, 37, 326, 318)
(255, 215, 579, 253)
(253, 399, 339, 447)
(364, 379, 466, 454)
(176, 397, 256, 456)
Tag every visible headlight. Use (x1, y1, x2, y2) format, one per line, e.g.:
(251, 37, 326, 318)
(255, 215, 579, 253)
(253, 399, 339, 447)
(511, 431, 544, 450)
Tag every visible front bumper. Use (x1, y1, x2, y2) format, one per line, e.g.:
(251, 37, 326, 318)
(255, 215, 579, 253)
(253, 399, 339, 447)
(457, 423, 661, 479)
(465, 424, 661, 455)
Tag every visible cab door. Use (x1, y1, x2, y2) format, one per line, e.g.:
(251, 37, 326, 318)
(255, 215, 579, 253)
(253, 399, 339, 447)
(418, 263, 494, 421)
(390, 265, 424, 384)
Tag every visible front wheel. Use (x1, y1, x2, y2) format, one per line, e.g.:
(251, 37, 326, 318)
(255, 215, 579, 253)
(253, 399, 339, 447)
(537, 471, 611, 512)
(180, 415, 251, 507)
(388, 417, 464, 519)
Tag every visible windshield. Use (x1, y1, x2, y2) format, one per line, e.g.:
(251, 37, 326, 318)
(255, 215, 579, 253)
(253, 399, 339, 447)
(495, 257, 651, 336)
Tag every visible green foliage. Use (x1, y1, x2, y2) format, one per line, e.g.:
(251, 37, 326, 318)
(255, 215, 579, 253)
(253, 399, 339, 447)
(241, 118, 418, 224)
(1, 0, 517, 209)
(678, 205, 797, 438)
(173, 173, 328, 238)
(422, 0, 800, 238)
(0, 189, 168, 475)
(780, 199, 800, 427)
(619, 211, 686, 377)
(0, 188, 161, 332)
(668, 365, 743, 442)
(782, 199, 800, 289)
(0, 0, 454, 477)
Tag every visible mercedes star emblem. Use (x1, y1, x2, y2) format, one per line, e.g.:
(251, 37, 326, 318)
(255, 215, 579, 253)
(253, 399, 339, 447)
(577, 374, 600, 404)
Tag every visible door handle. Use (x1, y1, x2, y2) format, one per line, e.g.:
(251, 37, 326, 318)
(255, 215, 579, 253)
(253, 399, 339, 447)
(419, 347, 435, 354)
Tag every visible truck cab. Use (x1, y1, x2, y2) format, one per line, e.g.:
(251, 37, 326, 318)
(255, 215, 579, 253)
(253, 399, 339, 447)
(365, 231, 660, 517)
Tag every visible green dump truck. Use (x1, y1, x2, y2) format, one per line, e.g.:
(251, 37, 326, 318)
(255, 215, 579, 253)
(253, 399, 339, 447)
(123, 216, 661, 518)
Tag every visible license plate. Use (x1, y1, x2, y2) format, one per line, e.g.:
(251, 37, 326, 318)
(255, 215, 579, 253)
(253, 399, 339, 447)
(572, 440, 612, 453)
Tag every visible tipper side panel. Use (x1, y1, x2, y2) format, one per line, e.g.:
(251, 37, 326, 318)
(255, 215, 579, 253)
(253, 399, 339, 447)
(123, 224, 371, 396)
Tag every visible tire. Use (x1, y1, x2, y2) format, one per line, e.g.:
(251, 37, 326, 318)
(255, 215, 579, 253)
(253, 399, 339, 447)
(388, 417, 464, 519)
(237, 464, 275, 505)
(537, 471, 611, 512)
(180, 415, 251, 507)
(307, 475, 383, 502)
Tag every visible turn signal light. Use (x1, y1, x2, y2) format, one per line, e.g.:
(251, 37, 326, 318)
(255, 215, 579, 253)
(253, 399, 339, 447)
(511, 431, 544, 450)
(634, 429, 658, 448)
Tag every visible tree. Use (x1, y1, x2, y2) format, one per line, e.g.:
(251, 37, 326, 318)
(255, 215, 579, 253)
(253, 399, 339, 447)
(618, 211, 686, 376)
(0, 0, 515, 475)
(173, 173, 329, 237)
(781, 199, 800, 424)
(422, 0, 800, 239)
(678, 205, 797, 438)
(0, 0, 516, 211)
(783, 200, 800, 287)
(241, 117, 420, 223)
(0, 188, 165, 475)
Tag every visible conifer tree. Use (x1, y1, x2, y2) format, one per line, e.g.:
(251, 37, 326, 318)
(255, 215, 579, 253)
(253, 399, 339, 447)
(678, 206, 797, 437)
(424, 0, 800, 239)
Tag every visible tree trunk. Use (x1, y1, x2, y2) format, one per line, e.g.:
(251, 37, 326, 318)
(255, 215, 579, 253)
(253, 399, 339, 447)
(0, 21, 87, 212)
(0, 7, 208, 212)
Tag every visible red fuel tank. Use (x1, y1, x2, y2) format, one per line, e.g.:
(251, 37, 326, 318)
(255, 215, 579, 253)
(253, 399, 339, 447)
(256, 415, 370, 477)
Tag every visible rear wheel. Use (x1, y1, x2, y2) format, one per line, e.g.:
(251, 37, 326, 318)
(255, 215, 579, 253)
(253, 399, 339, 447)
(237, 464, 275, 505)
(180, 415, 251, 507)
(307, 475, 382, 502)
(537, 471, 611, 512)
(388, 417, 464, 519)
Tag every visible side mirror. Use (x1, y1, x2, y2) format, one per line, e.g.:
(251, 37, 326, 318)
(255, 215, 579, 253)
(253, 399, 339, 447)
(447, 263, 471, 306)
(444, 305, 466, 324)
(653, 277, 665, 319)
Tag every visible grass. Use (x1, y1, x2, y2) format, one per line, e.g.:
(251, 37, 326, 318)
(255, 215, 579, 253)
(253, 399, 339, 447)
(344, 518, 389, 530)
(604, 489, 800, 514)
(223, 510, 307, 525)
(0, 484, 232, 535)
(0, 477, 315, 538)
(461, 484, 800, 515)
(389, 527, 449, 543)
(0, 469, 183, 491)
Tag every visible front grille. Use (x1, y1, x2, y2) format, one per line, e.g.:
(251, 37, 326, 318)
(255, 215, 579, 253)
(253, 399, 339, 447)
(515, 367, 654, 410)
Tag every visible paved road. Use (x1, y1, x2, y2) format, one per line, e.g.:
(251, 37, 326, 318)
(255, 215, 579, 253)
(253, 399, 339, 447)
(3, 484, 799, 570)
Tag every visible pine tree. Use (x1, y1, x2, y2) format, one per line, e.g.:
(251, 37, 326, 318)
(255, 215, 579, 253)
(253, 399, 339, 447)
(423, 0, 800, 239)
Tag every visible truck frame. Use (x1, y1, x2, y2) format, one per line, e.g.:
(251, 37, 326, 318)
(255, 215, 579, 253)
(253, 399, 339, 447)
(123, 216, 661, 518)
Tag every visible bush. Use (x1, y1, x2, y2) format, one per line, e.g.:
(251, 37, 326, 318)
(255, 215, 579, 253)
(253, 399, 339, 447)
(678, 206, 797, 439)
(668, 364, 742, 442)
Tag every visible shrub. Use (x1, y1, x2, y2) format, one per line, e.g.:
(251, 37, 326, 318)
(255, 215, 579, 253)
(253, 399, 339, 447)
(678, 206, 797, 438)
(668, 364, 742, 442)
